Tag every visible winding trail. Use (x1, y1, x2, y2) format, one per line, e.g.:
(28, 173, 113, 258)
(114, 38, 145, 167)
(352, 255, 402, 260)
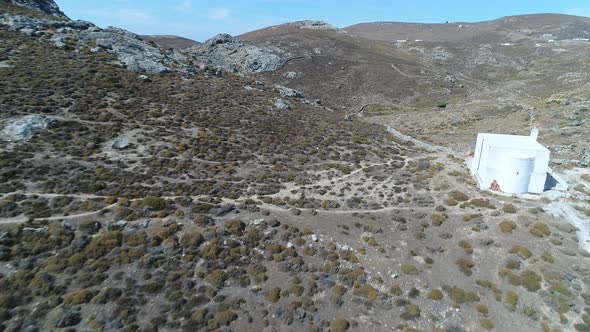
(385, 125, 454, 154)
(0, 203, 118, 225)
(0, 190, 441, 225)
(390, 63, 428, 79)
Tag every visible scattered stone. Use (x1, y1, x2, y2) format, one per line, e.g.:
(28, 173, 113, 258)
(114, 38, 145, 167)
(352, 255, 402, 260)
(284, 71, 300, 79)
(71, 236, 89, 250)
(251, 219, 264, 226)
(54, 310, 81, 328)
(52, 36, 65, 48)
(274, 85, 305, 98)
(22, 227, 48, 233)
(111, 137, 130, 150)
(109, 220, 128, 230)
(275, 99, 291, 110)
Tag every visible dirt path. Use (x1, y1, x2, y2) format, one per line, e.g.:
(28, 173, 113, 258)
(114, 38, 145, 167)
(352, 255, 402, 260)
(390, 63, 427, 79)
(385, 125, 454, 154)
(0, 203, 118, 225)
(0, 192, 106, 201)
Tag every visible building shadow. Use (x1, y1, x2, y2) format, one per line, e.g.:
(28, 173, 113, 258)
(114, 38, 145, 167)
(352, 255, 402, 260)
(544, 172, 558, 191)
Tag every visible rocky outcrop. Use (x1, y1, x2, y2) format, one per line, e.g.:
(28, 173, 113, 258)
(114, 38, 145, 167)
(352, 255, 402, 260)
(1, 6, 291, 75)
(0, 13, 189, 73)
(0, 115, 55, 142)
(9, 0, 67, 18)
(87, 26, 188, 73)
(295, 20, 339, 31)
(283, 71, 301, 79)
(274, 85, 305, 98)
(274, 99, 291, 110)
(188, 34, 286, 74)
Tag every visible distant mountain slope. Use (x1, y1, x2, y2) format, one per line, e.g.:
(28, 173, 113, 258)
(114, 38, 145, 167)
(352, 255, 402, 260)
(240, 21, 430, 111)
(141, 35, 200, 49)
(344, 14, 590, 43)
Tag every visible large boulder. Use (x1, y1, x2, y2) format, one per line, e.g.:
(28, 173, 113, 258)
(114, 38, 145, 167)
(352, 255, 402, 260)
(274, 85, 305, 98)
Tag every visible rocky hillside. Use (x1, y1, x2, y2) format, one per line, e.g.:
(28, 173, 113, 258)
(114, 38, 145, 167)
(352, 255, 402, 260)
(241, 14, 590, 165)
(1, 2, 590, 332)
(0, 2, 286, 75)
(3, 0, 66, 18)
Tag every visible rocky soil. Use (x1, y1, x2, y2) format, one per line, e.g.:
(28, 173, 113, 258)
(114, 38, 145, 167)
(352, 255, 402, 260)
(0, 2, 590, 332)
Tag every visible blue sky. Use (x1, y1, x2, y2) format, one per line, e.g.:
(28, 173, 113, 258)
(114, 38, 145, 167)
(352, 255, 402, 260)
(56, 0, 590, 41)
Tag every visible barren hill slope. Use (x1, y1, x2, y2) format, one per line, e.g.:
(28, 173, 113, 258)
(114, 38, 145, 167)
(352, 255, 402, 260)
(241, 21, 438, 111)
(241, 16, 590, 164)
(345, 14, 590, 43)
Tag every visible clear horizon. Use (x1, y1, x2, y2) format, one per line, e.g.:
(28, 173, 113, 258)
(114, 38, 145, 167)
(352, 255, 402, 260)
(56, 0, 590, 42)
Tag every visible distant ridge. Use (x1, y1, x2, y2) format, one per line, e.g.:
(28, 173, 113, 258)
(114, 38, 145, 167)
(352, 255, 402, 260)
(343, 13, 590, 43)
(141, 35, 200, 49)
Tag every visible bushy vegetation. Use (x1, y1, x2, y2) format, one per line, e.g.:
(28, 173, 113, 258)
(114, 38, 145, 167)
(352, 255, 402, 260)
(0, 21, 401, 202)
(499, 220, 517, 233)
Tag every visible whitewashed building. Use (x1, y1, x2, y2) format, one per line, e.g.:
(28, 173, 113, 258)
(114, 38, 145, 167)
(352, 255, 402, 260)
(470, 129, 566, 195)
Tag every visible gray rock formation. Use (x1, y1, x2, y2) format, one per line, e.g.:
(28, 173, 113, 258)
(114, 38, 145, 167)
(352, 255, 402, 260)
(1, 5, 290, 75)
(275, 99, 291, 110)
(90, 26, 186, 73)
(111, 137, 130, 150)
(295, 20, 339, 31)
(188, 34, 286, 74)
(9, 0, 67, 18)
(284, 71, 301, 79)
(0, 13, 188, 73)
(0, 115, 55, 142)
(275, 20, 340, 31)
(274, 85, 305, 98)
